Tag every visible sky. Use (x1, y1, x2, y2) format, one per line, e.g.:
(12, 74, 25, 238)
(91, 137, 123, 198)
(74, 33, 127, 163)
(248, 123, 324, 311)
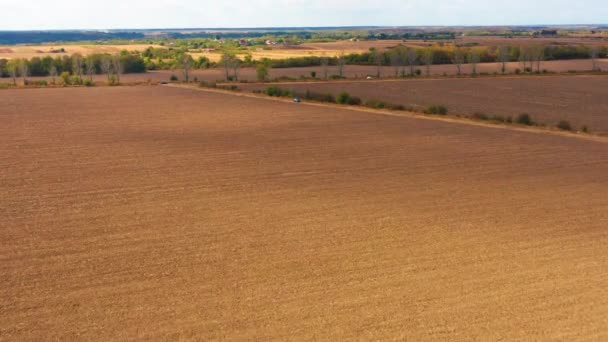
(1, 0, 607, 30)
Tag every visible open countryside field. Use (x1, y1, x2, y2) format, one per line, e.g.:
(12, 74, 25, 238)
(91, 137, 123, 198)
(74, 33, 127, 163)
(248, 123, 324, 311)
(2, 86, 608, 340)
(183, 58, 607, 80)
(0, 44, 164, 60)
(459, 35, 608, 47)
(188, 40, 408, 62)
(8, 58, 607, 86)
(239, 75, 608, 133)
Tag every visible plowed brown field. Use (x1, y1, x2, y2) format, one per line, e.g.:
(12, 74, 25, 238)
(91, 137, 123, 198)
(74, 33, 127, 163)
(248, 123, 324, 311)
(1, 86, 608, 340)
(240, 75, 608, 133)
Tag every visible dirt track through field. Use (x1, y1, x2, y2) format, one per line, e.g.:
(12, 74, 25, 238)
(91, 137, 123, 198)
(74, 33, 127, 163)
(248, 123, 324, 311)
(1, 87, 608, 340)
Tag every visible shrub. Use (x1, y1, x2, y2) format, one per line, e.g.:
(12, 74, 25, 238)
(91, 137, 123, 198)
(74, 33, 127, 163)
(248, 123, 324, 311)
(337, 92, 351, 104)
(424, 105, 448, 115)
(556, 120, 572, 131)
(219, 85, 239, 91)
(365, 99, 389, 109)
(69, 75, 82, 85)
(517, 113, 534, 126)
(256, 64, 269, 81)
(346, 96, 362, 106)
(199, 80, 216, 88)
(304, 91, 335, 103)
(310, 71, 316, 78)
(363, 100, 406, 110)
(472, 112, 489, 120)
(581, 125, 589, 133)
(170, 74, 178, 81)
(60, 71, 71, 85)
(83, 79, 94, 87)
(108, 75, 118, 86)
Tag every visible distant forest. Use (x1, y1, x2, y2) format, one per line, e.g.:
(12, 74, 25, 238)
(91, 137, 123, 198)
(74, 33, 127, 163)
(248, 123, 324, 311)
(0, 31, 145, 44)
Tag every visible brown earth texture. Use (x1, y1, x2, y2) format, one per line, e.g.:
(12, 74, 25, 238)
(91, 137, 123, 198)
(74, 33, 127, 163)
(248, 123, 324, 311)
(1, 86, 608, 340)
(239, 75, 608, 133)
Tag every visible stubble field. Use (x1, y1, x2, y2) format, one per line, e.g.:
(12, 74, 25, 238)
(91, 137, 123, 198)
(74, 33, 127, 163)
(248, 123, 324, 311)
(240, 75, 608, 133)
(0, 44, 164, 60)
(1, 86, 608, 340)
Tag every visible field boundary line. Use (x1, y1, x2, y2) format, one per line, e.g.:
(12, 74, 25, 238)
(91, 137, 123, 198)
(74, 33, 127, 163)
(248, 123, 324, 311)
(166, 84, 608, 144)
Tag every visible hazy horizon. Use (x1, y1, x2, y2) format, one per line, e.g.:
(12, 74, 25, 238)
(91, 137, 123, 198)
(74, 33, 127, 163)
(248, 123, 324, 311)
(2, 0, 607, 30)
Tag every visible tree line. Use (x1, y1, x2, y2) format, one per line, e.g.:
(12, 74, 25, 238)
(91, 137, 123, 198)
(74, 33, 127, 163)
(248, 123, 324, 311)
(2, 43, 605, 85)
(0, 51, 145, 85)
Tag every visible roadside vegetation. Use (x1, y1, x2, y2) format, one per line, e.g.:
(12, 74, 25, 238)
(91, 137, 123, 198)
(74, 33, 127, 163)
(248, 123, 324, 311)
(249, 86, 591, 134)
(2, 38, 606, 85)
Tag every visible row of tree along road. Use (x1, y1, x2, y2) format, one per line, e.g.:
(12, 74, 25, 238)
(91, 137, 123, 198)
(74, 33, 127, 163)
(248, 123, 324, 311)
(1, 44, 606, 85)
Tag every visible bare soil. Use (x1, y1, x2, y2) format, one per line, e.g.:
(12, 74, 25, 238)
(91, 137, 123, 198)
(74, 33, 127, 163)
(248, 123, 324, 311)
(1, 86, 608, 340)
(239, 75, 608, 133)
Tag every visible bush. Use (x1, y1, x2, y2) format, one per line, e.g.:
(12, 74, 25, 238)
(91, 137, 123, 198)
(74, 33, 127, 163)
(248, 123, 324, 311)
(475, 114, 507, 123)
(170, 74, 178, 81)
(108, 75, 118, 86)
(310, 71, 316, 78)
(303, 90, 335, 103)
(60, 71, 70, 85)
(517, 113, 534, 126)
(472, 112, 489, 120)
(346, 96, 362, 105)
(70, 75, 82, 85)
(337, 92, 351, 104)
(256, 64, 269, 81)
(556, 120, 572, 131)
(199, 81, 216, 88)
(363, 99, 406, 110)
(219, 85, 239, 91)
(424, 105, 448, 115)
(581, 125, 589, 133)
(265, 86, 292, 97)
(83, 79, 94, 87)
(365, 99, 389, 109)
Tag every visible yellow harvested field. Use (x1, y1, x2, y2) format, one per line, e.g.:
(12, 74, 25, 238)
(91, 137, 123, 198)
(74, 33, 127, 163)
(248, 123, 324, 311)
(191, 41, 403, 62)
(0, 44, 164, 59)
(1, 86, 608, 340)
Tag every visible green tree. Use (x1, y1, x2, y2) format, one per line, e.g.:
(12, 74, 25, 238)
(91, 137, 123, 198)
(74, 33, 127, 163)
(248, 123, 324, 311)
(256, 63, 269, 82)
